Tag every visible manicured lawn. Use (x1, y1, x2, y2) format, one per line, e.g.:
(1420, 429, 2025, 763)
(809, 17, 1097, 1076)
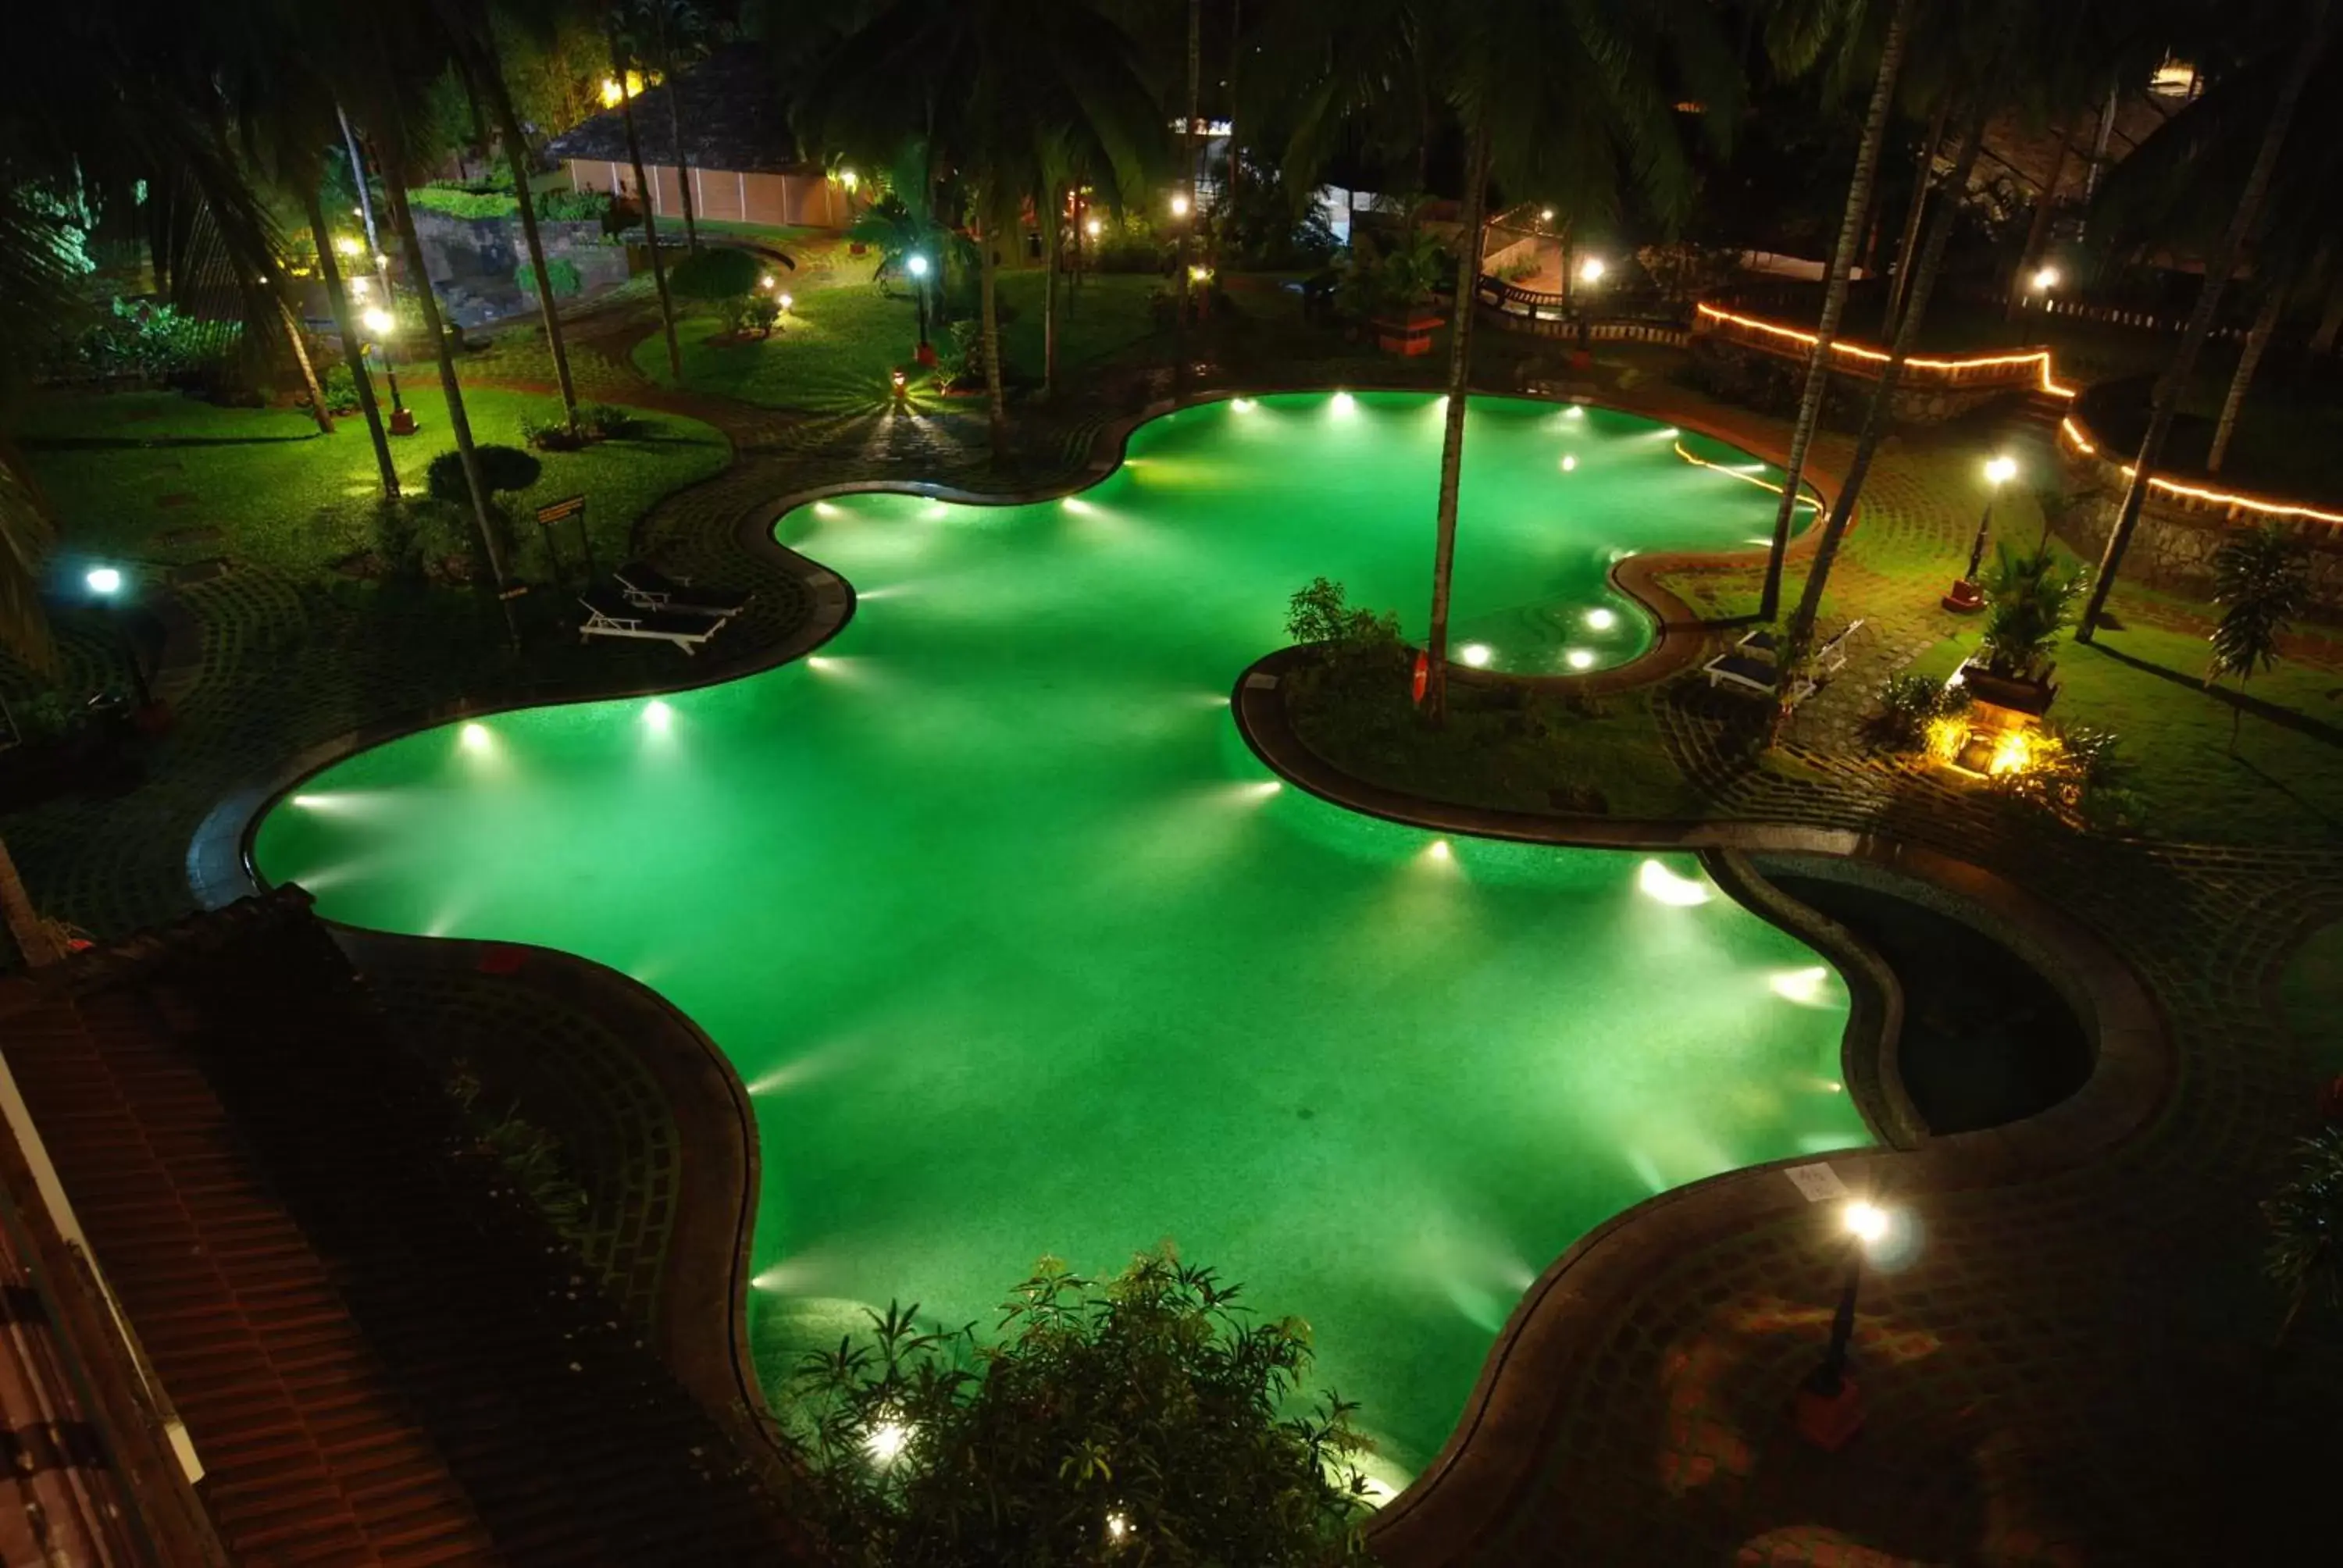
(633, 271, 1168, 412)
(1904, 622, 2343, 843)
(17, 387, 729, 584)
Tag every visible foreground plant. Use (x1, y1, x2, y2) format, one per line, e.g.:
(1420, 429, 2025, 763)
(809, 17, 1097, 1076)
(786, 1246, 1375, 1566)
(2267, 1125, 2343, 1347)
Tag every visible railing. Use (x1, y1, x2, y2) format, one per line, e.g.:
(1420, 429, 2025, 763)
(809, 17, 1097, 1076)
(2013, 293, 2245, 343)
(1472, 275, 1688, 345)
(1690, 303, 2074, 397)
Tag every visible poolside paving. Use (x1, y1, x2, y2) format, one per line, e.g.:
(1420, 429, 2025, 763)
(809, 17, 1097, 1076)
(7, 295, 2341, 1562)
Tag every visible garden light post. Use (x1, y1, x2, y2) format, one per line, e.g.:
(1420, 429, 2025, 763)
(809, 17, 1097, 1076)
(1795, 1199, 1896, 1449)
(907, 252, 933, 365)
(84, 566, 155, 713)
(1944, 454, 2017, 611)
(361, 306, 414, 434)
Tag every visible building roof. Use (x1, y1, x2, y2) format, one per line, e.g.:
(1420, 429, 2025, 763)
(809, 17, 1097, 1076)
(546, 47, 814, 176)
(1, 890, 817, 1563)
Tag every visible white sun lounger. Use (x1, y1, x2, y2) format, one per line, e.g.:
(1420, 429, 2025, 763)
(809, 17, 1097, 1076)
(577, 585, 725, 654)
(1703, 650, 1816, 707)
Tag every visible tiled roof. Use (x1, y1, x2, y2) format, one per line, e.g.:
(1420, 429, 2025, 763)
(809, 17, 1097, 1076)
(2, 890, 817, 1563)
(545, 47, 813, 176)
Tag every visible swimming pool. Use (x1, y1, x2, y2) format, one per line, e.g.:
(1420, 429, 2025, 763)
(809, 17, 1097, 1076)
(251, 392, 1862, 1486)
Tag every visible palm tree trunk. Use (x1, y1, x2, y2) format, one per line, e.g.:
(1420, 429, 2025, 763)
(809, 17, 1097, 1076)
(652, 2, 700, 251)
(1760, 0, 1913, 622)
(280, 300, 336, 435)
(1882, 96, 1947, 337)
(0, 835, 63, 968)
(610, 20, 683, 382)
(1785, 94, 1993, 672)
(979, 220, 1007, 460)
(2209, 286, 2287, 473)
(1225, 0, 1243, 260)
(1172, 0, 1200, 400)
(2006, 125, 2072, 322)
(1043, 185, 1061, 399)
(2313, 276, 2343, 355)
(380, 173, 519, 640)
(2077, 1, 2331, 642)
(483, 32, 580, 426)
(301, 189, 397, 498)
(1422, 126, 1492, 725)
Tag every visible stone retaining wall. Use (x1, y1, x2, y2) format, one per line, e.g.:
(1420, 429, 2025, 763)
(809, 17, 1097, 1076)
(410, 212, 632, 326)
(2051, 437, 2343, 608)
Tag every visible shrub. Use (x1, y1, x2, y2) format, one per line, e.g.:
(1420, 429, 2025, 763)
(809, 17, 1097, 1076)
(669, 245, 765, 302)
(521, 413, 587, 451)
(1990, 721, 2137, 829)
(1870, 671, 1970, 751)
(534, 188, 612, 223)
(408, 187, 519, 219)
(319, 361, 365, 415)
(2266, 1124, 2343, 1345)
(1286, 577, 1404, 697)
(744, 295, 782, 337)
(715, 294, 754, 337)
(576, 401, 633, 440)
(65, 296, 220, 380)
(783, 1247, 1373, 1566)
(514, 257, 584, 298)
(1977, 543, 2087, 681)
(426, 444, 541, 502)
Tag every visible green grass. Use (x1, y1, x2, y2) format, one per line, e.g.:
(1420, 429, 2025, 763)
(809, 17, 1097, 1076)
(1288, 665, 1701, 818)
(18, 387, 729, 583)
(633, 271, 1168, 412)
(1903, 622, 2343, 843)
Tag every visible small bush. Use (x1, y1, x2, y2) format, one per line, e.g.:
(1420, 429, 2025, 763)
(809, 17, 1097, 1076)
(669, 246, 765, 302)
(744, 295, 782, 337)
(1285, 577, 1404, 697)
(408, 187, 519, 219)
(319, 361, 365, 415)
(534, 188, 612, 223)
(515, 257, 584, 298)
(715, 294, 754, 337)
(426, 444, 541, 502)
(576, 401, 633, 440)
(1991, 721, 2138, 830)
(521, 413, 587, 451)
(1870, 671, 1970, 751)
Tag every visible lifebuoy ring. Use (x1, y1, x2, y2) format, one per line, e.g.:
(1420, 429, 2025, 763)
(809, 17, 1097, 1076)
(1411, 650, 1429, 704)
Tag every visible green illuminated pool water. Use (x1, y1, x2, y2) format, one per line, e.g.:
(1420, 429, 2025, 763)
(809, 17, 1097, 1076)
(252, 393, 1860, 1486)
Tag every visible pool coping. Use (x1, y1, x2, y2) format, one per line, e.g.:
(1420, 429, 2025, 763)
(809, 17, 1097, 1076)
(177, 385, 1892, 1543)
(1230, 651, 2174, 1564)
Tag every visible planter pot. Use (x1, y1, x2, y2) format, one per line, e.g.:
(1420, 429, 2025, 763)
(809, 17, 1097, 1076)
(1373, 311, 1444, 357)
(1957, 659, 2056, 718)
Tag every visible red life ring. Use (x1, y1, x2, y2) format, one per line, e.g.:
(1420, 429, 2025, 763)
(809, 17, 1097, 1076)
(1411, 650, 1429, 704)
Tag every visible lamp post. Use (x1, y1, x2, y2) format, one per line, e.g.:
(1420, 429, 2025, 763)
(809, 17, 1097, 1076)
(1944, 454, 2017, 611)
(84, 566, 155, 713)
(1794, 1199, 1896, 1449)
(907, 252, 933, 365)
(361, 305, 414, 435)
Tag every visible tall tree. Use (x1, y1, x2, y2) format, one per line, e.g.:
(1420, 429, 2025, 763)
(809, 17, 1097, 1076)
(608, 9, 685, 381)
(455, 5, 584, 426)
(2077, 1, 2334, 640)
(797, 0, 1163, 461)
(1782, 69, 1999, 668)
(1758, 0, 1919, 623)
(2208, 285, 2288, 473)
(644, 0, 704, 251)
(1173, 0, 1200, 401)
(301, 183, 401, 497)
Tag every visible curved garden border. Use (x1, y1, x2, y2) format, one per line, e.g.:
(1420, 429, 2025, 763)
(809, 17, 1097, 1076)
(1232, 648, 2172, 1563)
(180, 384, 1910, 1548)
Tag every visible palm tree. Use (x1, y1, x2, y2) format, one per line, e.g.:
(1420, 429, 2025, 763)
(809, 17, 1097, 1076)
(1280, 0, 1735, 718)
(1781, 19, 2017, 671)
(2075, 0, 2335, 641)
(1757, 0, 1920, 622)
(608, 8, 685, 382)
(448, 2, 584, 428)
(2206, 524, 2311, 749)
(797, 0, 1163, 461)
(638, 0, 707, 252)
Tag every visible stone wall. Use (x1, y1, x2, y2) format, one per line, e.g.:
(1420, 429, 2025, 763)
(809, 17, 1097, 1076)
(409, 212, 632, 326)
(1688, 337, 2012, 427)
(2052, 440, 2343, 608)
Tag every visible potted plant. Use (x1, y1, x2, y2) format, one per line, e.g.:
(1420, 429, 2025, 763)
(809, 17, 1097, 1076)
(1344, 226, 1449, 356)
(1959, 542, 2085, 718)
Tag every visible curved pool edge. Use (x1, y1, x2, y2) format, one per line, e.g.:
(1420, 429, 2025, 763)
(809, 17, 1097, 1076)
(182, 383, 1871, 1543)
(1230, 647, 2174, 1566)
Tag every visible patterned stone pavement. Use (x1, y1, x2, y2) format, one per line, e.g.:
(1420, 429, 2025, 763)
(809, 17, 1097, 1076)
(11, 304, 2342, 1563)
